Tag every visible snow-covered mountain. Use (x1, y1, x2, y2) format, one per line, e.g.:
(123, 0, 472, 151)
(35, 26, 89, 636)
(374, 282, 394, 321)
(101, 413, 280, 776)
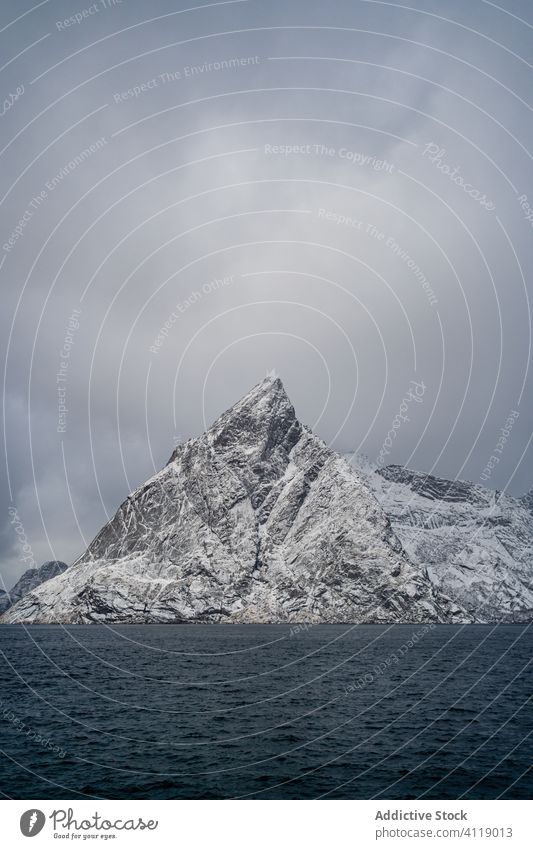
(0, 561, 68, 614)
(1, 378, 454, 624)
(2, 378, 531, 624)
(345, 456, 533, 623)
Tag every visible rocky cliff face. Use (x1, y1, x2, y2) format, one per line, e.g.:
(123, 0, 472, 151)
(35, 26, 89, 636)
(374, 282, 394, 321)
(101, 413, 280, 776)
(1, 378, 452, 624)
(347, 459, 533, 623)
(3, 378, 531, 625)
(0, 561, 68, 614)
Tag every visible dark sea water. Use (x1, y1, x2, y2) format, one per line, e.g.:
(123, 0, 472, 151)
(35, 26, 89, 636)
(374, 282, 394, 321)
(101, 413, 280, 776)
(0, 624, 531, 800)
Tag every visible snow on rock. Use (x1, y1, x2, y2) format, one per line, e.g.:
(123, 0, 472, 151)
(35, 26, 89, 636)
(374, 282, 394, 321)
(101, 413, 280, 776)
(2, 378, 451, 624)
(368, 466, 533, 623)
(3, 379, 530, 624)
(0, 561, 68, 614)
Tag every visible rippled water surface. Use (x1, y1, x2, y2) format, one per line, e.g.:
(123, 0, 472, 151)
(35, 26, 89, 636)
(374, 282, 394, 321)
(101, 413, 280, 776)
(0, 624, 531, 799)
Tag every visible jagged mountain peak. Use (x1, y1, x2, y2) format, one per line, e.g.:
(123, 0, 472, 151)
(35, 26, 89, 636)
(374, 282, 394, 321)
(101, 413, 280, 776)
(5, 381, 531, 626)
(208, 375, 295, 432)
(1, 378, 452, 625)
(169, 376, 300, 468)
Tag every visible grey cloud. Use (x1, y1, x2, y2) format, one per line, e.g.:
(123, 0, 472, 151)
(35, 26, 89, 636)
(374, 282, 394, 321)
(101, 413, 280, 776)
(1, 0, 532, 587)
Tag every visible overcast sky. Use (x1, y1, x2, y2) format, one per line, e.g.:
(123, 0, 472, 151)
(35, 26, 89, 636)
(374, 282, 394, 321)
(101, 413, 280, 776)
(1, 0, 532, 588)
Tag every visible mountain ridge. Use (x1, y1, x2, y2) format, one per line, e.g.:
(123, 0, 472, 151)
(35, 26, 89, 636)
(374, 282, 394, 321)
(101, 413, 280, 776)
(2, 378, 531, 624)
(0, 560, 68, 614)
